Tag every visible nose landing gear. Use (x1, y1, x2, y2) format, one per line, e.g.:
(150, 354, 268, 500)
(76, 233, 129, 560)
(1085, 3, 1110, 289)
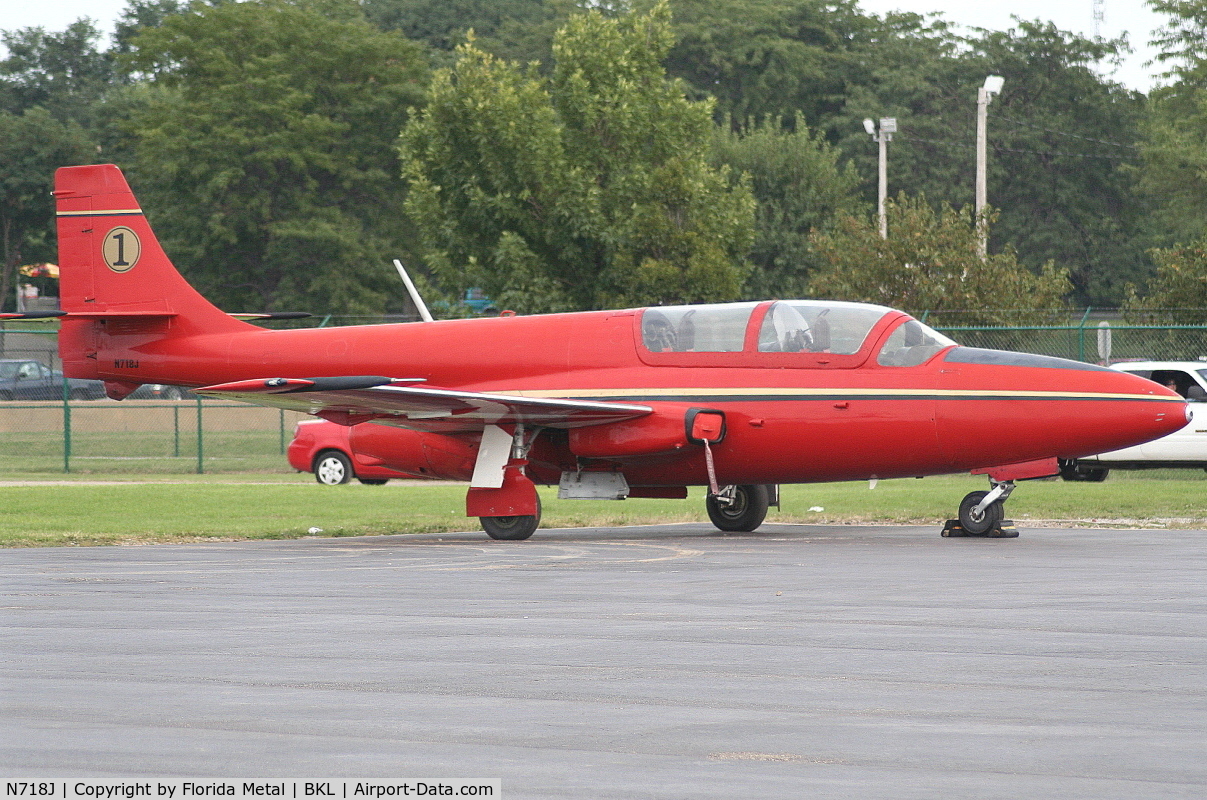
(942, 458, 1060, 538)
(943, 480, 1020, 538)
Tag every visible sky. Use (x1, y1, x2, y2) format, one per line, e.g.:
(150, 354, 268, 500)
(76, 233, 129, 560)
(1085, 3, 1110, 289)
(1, 0, 1172, 91)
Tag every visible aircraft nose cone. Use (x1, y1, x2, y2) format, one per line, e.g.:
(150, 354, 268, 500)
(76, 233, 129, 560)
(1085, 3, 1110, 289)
(936, 348, 1189, 468)
(1048, 363, 1188, 457)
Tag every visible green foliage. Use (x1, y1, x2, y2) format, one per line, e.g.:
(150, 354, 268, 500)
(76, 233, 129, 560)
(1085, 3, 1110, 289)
(0, 19, 115, 125)
(120, 0, 430, 314)
(808, 194, 1069, 323)
(112, 0, 192, 58)
(833, 19, 1146, 306)
(1149, 0, 1207, 81)
(363, 0, 573, 68)
(400, 2, 755, 312)
(969, 23, 1147, 306)
(1138, 2, 1207, 248)
(0, 108, 95, 310)
(662, 0, 873, 126)
(1122, 241, 1207, 323)
(710, 114, 862, 298)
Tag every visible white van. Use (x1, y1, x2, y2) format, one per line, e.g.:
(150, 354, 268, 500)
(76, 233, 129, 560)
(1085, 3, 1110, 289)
(1061, 361, 1206, 480)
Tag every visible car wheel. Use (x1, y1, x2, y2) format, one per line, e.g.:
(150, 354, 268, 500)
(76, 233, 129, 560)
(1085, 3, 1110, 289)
(314, 450, 353, 485)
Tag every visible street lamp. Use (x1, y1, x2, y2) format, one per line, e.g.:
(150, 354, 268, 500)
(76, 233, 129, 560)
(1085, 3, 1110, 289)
(863, 116, 896, 238)
(976, 75, 1004, 257)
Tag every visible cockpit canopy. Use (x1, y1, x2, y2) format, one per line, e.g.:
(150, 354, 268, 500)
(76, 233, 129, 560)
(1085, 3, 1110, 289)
(639, 300, 954, 368)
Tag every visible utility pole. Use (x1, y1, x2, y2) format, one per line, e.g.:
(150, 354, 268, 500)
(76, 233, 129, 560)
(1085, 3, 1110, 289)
(863, 117, 896, 238)
(975, 75, 1004, 257)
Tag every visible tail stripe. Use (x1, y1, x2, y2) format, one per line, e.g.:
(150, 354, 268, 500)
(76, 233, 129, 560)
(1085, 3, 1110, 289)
(56, 209, 143, 217)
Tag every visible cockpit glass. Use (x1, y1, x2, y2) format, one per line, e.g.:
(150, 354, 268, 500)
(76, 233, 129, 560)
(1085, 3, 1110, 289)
(876, 319, 956, 366)
(757, 301, 888, 355)
(641, 303, 759, 352)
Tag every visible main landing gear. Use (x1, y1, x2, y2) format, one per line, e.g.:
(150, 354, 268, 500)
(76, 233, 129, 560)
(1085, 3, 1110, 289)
(706, 484, 772, 532)
(481, 494, 541, 541)
(943, 480, 1020, 538)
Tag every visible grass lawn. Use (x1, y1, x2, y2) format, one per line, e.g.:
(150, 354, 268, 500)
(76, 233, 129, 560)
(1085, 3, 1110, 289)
(2, 470, 1206, 546)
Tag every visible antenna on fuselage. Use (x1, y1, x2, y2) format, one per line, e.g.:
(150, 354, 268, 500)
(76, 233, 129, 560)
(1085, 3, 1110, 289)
(393, 259, 434, 323)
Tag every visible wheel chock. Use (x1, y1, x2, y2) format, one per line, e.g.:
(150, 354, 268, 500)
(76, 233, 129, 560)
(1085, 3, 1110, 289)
(941, 519, 1020, 538)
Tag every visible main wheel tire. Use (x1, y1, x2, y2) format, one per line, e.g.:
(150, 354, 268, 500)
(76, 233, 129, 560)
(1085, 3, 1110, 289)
(481, 492, 541, 541)
(314, 450, 353, 485)
(706, 484, 771, 532)
(958, 490, 1004, 535)
(481, 514, 539, 540)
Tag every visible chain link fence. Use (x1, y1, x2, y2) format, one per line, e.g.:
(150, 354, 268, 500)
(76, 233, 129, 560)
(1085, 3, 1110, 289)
(1, 399, 309, 474)
(0, 327, 309, 475)
(926, 310, 1207, 364)
(6, 312, 1207, 475)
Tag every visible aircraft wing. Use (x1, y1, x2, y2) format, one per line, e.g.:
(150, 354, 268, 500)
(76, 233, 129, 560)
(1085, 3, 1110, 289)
(196, 376, 652, 432)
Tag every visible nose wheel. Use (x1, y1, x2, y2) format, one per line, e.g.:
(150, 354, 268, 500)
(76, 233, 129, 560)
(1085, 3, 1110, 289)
(943, 480, 1019, 538)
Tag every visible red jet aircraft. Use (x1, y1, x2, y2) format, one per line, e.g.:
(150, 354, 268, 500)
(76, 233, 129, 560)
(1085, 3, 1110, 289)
(48, 164, 1187, 539)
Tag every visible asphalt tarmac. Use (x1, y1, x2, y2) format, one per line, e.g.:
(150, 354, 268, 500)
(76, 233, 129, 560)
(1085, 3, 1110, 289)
(3, 523, 1205, 799)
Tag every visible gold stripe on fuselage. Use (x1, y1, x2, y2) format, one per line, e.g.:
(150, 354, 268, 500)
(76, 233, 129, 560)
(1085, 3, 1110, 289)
(503, 387, 1176, 402)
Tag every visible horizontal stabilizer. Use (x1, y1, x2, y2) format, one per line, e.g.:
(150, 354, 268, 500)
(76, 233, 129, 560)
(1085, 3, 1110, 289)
(202, 376, 423, 394)
(229, 312, 313, 320)
(0, 311, 66, 319)
(61, 310, 177, 319)
(197, 378, 652, 432)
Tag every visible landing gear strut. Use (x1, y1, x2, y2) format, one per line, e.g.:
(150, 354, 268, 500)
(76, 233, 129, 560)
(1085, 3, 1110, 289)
(944, 480, 1019, 538)
(470, 424, 542, 541)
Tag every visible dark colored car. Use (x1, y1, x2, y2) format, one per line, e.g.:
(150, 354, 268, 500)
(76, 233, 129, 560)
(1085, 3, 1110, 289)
(287, 419, 407, 485)
(0, 359, 105, 400)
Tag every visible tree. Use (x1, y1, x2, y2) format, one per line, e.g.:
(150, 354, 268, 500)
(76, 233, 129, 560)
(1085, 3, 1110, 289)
(832, 19, 1146, 307)
(399, 1, 755, 312)
(0, 109, 95, 311)
(1139, 1, 1207, 247)
(119, 0, 429, 314)
(661, 0, 876, 126)
(709, 114, 862, 299)
(112, 0, 192, 58)
(1122, 242, 1207, 324)
(363, 0, 568, 67)
(0, 19, 114, 125)
(807, 194, 1069, 324)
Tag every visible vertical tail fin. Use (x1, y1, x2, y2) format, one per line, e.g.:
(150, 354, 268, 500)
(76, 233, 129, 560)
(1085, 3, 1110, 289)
(54, 164, 253, 379)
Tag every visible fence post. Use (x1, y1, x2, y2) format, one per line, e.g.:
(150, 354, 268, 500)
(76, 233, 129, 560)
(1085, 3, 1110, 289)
(195, 397, 204, 474)
(61, 379, 72, 474)
(1076, 307, 1093, 363)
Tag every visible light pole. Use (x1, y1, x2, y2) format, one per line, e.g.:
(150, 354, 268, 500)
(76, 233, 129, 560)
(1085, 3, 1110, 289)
(976, 75, 1004, 257)
(863, 117, 896, 238)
